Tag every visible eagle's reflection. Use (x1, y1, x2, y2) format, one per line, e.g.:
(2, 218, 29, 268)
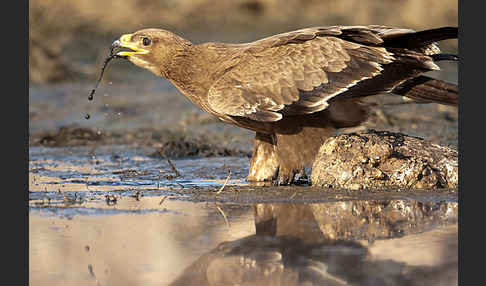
(170, 200, 457, 286)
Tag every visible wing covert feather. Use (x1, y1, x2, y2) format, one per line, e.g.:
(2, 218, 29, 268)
(207, 27, 396, 122)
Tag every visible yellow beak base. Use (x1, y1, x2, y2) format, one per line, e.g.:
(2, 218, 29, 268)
(115, 34, 149, 57)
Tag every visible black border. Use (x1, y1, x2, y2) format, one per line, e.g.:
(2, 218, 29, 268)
(23, 0, 29, 284)
(458, 0, 485, 284)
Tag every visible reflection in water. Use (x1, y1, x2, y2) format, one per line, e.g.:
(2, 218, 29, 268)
(254, 200, 457, 242)
(170, 200, 457, 286)
(30, 194, 457, 285)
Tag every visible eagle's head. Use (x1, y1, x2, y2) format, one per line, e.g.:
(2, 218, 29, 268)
(111, 28, 191, 77)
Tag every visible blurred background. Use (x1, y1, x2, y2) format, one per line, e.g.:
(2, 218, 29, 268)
(29, 0, 458, 84)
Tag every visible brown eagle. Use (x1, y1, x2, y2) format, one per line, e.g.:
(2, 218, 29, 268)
(111, 25, 458, 185)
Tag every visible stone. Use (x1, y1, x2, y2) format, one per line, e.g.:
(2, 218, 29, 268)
(311, 130, 458, 189)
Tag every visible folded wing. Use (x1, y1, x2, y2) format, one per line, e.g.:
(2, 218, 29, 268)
(207, 26, 409, 122)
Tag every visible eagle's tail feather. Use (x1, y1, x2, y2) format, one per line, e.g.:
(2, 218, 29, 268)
(384, 27, 458, 49)
(387, 26, 459, 106)
(392, 75, 458, 106)
(431, 53, 459, 62)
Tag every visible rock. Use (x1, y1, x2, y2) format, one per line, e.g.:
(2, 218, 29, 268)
(311, 130, 458, 189)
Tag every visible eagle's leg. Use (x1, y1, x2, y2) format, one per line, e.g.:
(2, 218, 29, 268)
(247, 132, 308, 185)
(248, 132, 280, 183)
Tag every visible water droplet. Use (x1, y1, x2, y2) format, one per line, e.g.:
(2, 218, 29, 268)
(88, 90, 94, 101)
(85, 114, 91, 120)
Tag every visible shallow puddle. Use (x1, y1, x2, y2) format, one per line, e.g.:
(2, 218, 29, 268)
(30, 199, 255, 285)
(29, 146, 458, 285)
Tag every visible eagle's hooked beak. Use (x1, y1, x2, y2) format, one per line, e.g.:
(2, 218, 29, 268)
(111, 34, 149, 57)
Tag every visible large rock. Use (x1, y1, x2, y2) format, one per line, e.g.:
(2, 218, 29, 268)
(311, 130, 458, 189)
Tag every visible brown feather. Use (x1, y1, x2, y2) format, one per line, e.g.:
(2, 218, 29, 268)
(207, 34, 394, 121)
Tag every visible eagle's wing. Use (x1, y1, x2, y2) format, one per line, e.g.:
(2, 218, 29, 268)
(207, 26, 434, 122)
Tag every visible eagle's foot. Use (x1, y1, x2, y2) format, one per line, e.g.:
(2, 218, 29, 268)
(274, 167, 309, 186)
(248, 163, 309, 186)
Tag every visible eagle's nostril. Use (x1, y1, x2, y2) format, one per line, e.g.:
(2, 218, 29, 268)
(111, 40, 121, 49)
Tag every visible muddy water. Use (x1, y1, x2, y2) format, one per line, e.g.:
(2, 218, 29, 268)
(29, 60, 458, 285)
(29, 145, 458, 286)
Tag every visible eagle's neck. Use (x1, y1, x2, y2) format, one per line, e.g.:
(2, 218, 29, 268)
(164, 44, 202, 95)
(164, 42, 239, 115)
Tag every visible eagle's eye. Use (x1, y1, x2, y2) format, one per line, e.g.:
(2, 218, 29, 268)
(142, 37, 151, 46)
